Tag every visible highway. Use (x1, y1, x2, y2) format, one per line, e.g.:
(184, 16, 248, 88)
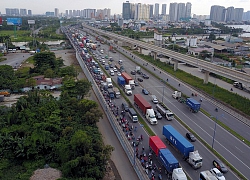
(67, 26, 250, 179)
(94, 36, 250, 179)
(82, 24, 250, 86)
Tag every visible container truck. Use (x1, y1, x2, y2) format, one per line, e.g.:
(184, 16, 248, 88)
(117, 76, 132, 95)
(121, 72, 135, 89)
(162, 125, 202, 169)
(113, 87, 120, 98)
(107, 88, 115, 99)
(134, 94, 157, 124)
(149, 136, 167, 156)
(172, 168, 187, 180)
(233, 81, 250, 93)
(159, 148, 179, 174)
(106, 78, 113, 88)
(127, 108, 138, 123)
(186, 98, 200, 113)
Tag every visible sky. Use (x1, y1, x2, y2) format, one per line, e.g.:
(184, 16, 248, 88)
(1, 0, 250, 16)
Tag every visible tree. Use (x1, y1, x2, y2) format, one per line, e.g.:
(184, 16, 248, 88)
(209, 33, 216, 41)
(44, 68, 54, 78)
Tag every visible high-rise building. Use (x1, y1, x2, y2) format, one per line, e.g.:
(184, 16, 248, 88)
(226, 7, 234, 22)
(154, 3, 159, 18)
(69, 10, 73, 17)
(177, 3, 185, 21)
(185, 2, 192, 19)
(234, 8, 244, 22)
(210, 5, 226, 22)
(169, 3, 178, 22)
(243, 11, 250, 21)
(28, 10, 32, 16)
(55, 8, 59, 17)
(83, 9, 96, 19)
(122, 1, 131, 20)
(65, 10, 69, 17)
(20, 9, 27, 16)
(5, 8, 19, 16)
(131, 3, 136, 20)
(134, 3, 150, 20)
(149, 5, 154, 18)
(162, 4, 167, 15)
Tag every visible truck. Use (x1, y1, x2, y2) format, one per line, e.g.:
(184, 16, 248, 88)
(121, 72, 135, 89)
(127, 108, 138, 122)
(117, 76, 132, 95)
(106, 78, 113, 88)
(149, 136, 167, 156)
(172, 168, 187, 180)
(135, 66, 141, 74)
(134, 94, 157, 125)
(149, 136, 187, 178)
(156, 104, 174, 121)
(162, 125, 202, 169)
(186, 98, 200, 113)
(115, 63, 124, 72)
(107, 88, 115, 99)
(233, 81, 250, 93)
(113, 87, 120, 98)
(172, 91, 181, 99)
(159, 148, 179, 174)
(91, 43, 96, 50)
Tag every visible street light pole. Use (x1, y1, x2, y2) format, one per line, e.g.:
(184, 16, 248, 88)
(212, 117, 218, 150)
(162, 87, 165, 104)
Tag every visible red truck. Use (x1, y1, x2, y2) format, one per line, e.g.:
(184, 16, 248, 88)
(122, 72, 135, 88)
(134, 94, 151, 115)
(149, 136, 167, 156)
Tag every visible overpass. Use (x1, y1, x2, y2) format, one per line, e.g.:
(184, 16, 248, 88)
(82, 24, 250, 86)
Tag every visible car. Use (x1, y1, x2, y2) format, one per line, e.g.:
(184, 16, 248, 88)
(99, 71, 104, 76)
(105, 55, 109, 59)
(137, 77, 143, 82)
(186, 132, 196, 142)
(154, 110, 162, 119)
(113, 67, 117, 72)
(213, 160, 228, 173)
(131, 70, 136, 75)
(109, 57, 113, 61)
(134, 81, 139, 86)
(210, 168, 226, 180)
(101, 56, 105, 59)
(142, 88, 149, 95)
(117, 72, 121, 76)
(112, 50, 116, 53)
(142, 74, 149, 79)
(121, 102, 129, 112)
(109, 64, 114, 68)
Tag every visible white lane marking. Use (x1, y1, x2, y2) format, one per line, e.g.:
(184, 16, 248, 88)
(152, 88, 250, 172)
(235, 146, 244, 153)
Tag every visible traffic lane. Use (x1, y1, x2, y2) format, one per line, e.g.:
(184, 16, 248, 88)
(118, 61, 246, 179)
(129, 47, 250, 141)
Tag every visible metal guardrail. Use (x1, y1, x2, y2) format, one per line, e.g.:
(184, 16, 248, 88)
(64, 31, 149, 179)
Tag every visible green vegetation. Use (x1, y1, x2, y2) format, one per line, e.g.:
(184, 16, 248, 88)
(0, 52, 112, 179)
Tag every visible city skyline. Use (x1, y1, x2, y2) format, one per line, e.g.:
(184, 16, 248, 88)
(1, 0, 250, 16)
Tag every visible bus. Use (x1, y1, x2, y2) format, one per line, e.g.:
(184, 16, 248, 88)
(199, 171, 217, 180)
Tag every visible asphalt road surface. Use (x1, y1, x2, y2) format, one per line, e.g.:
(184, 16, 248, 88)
(0, 52, 32, 68)
(94, 40, 249, 179)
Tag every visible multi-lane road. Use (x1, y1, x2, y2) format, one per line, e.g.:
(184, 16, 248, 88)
(92, 35, 250, 179)
(66, 26, 250, 179)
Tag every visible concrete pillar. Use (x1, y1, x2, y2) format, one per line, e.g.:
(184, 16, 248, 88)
(173, 59, 178, 71)
(153, 52, 157, 60)
(204, 70, 210, 84)
(139, 47, 142, 54)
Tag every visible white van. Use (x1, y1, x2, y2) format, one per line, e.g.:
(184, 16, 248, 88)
(100, 49, 104, 54)
(110, 70, 114, 76)
(118, 60, 123, 64)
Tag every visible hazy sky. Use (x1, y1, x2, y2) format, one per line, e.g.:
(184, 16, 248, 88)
(1, 0, 250, 15)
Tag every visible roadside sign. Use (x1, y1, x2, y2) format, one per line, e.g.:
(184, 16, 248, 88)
(7, 18, 22, 25)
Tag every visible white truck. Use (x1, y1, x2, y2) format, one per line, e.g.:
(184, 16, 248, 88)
(145, 109, 158, 125)
(113, 87, 120, 98)
(135, 66, 141, 73)
(156, 104, 174, 121)
(124, 85, 132, 95)
(172, 168, 187, 180)
(106, 78, 113, 88)
(172, 91, 181, 99)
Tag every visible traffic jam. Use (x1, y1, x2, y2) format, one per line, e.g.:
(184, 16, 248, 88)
(61, 25, 228, 180)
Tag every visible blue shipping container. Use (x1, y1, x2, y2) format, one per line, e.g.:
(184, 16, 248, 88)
(159, 148, 179, 173)
(162, 125, 194, 159)
(186, 98, 200, 112)
(117, 76, 125, 86)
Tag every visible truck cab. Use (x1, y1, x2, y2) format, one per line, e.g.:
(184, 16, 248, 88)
(146, 109, 157, 125)
(172, 168, 187, 180)
(188, 150, 203, 169)
(124, 85, 132, 95)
